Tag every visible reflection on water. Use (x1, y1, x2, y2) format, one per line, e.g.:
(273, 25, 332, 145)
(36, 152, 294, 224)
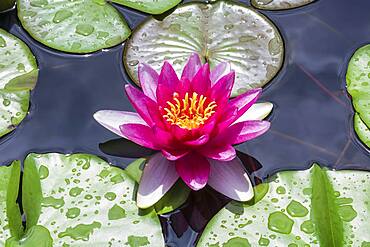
(0, 0, 369, 246)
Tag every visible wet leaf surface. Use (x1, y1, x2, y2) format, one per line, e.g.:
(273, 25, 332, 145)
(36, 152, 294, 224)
(198, 164, 370, 246)
(346, 44, 370, 148)
(111, 0, 181, 15)
(124, 0, 284, 97)
(251, 0, 316, 10)
(17, 0, 131, 53)
(0, 28, 38, 138)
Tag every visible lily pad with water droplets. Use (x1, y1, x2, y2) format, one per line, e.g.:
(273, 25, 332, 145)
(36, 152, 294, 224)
(346, 44, 370, 148)
(251, 0, 316, 10)
(0, 28, 38, 138)
(17, 0, 131, 53)
(354, 113, 370, 148)
(0, 161, 22, 246)
(111, 0, 181, 15)
(197, 164, 370, 247)
(124, 0, 284, 97)
(20, 153, 165, 246)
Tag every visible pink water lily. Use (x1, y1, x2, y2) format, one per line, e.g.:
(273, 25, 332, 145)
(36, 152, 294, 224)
(94, 54, 272, 208)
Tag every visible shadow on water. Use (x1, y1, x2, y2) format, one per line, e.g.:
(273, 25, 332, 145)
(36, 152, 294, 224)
(1, 0, 370, 246)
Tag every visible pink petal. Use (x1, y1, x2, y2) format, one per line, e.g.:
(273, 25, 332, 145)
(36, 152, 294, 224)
(181, 53, 202, 81)
(211, 72, 235, 103)
(199, 145, 236, 161)
(158, 61, 180, 90)
(125, 84, 163, 127)
(184, 135, 209, 146)
(208, 158, 254, 201)
(139, 63, 159, 101)
(162, 149, 189, 161)
(210, 62, 231, 85)
(229, 88, 262, 119)
(176, 153, 210, 191)
(228, 120, 271, 145)
(120, 123, 159, 150)
(234, 102, 273, 124)
(191, 63, 211, 95)
(93, 110, 146, 137)
(137, 153, 179, 208)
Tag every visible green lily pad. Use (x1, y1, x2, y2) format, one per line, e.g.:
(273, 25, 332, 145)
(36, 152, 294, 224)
(346, 44, 370, 148)
(0, 161, 22, 245)
(125, 158, 190, 215)
(111, 0, 181, 15)
(20, 153, 165, 246)
(124, 0, 284, 97)
(251, 0, 316, 10)
(198, 164, 370, 246)
(0, 0, 15, 12)
(17, 0, 131, 53)
(354, 113, 370, 148)
(0, 28, 38, 138)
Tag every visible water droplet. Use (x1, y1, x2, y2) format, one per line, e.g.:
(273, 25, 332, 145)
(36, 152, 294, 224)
(338, 205, 357, 222)
(126, 236, 150, 247)
(58, 222, 101, 241)
(17, 63, 25, 72)
(224, 24, 234, 30)
(105, 36, 122, 46)
(288, 244, 298, 247)
(239, 35, 257, 43)
(268, 37, 281, 56)
(66, 207, 80, 219)
(42, 196, 65, 209)
(71, 42, 81, 50)
(108, 204, 126, 220)
(223, 237, 251, 247)
(3, 99, 10, 107)
(84, 194, 93, 200)
(69, 187, 83, 197)
(111, 174, 124, 184)
(128, 60, 139, 66)
(0, 37, 6, 48)
(300, 220, 315, 234)
(286, 200, 308, 217)
(30, 0, 48, 7)
(256, 0, 273, 5)
(268, 211, 294, 234)
(276, 186, 286, 194)
(39, 165, 49, 179)
(104, 192, 117, 201)
(75, 24, 94, 36)
(258, 236, 270, 246)
(97, 31, 109, 39)
(53, 10, 73, 23)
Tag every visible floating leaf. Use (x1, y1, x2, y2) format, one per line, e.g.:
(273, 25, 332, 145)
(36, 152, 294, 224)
(251, 0, 316, 10)
(346, 44, 370, 148)
(13, 153, 165, 246)
(0, 161, 22, 245)
(0, 0, 15, 12)
(111, 0, 181, 15)
(354, 113, 370, 148)
(124, 0, 284, 97)
(0, 28, 38, 138)
(198, 164, 370, 246)
(17, 0, 131, 53)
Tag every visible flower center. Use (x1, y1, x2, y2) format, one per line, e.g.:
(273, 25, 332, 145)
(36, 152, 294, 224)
(163, 92, 217, 130)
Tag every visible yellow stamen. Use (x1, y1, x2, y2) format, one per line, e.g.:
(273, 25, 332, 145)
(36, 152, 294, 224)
(163, 92, 217, 130)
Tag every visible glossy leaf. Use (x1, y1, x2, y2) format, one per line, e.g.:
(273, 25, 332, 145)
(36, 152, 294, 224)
(354, 113, 370, 148)
(19, 153, 165, 246)
(17, 0, 131, 53)
(198, 164, 370, 246)
(125, 158, 191, 215)
(124, 0, 284, 97)
(251, 0, 316, 10)
(0, 29, 38, 138)
(111, 0, 181, 15)
(0, 161, 22, 246)
(346, 44, 370, 148)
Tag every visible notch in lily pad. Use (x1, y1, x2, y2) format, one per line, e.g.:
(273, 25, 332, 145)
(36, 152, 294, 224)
(124, 0, 284, 97)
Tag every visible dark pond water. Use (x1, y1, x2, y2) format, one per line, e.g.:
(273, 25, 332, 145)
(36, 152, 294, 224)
(1, 0, 370, 246)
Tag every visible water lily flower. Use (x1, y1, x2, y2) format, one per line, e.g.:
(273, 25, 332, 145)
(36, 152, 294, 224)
(94, 54, 272, 208)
